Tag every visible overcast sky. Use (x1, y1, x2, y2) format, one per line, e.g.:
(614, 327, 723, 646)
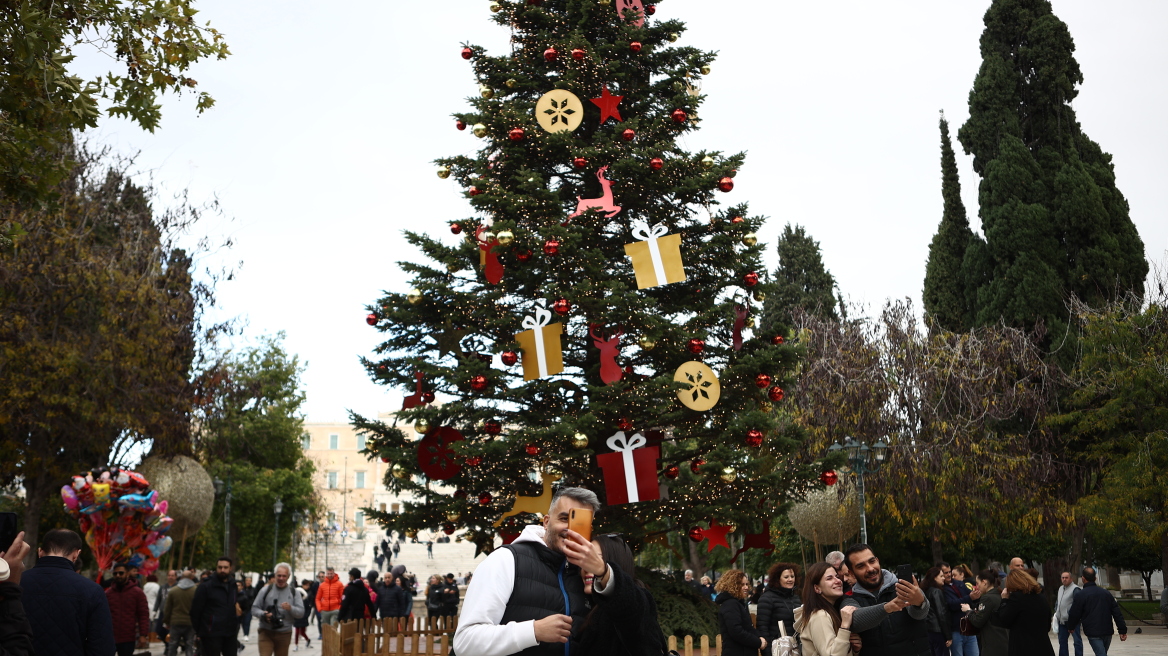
(80, 0, 1168, 423)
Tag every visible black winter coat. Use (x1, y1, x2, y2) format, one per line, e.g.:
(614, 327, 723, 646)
(190, 576, 239, 638)
(577, 565, 667, 656)
(20, 556, 115, 656)
(756, 585, 800, 642)
(377, 582, 412, 618)
(925, 587, 951, 635)
(716, 591, 764, 656)
(0, 583, 34, 656)
(997, 592, 1055, 656)
(1066, 582, 1126, 638)
(339, 580, 376, 621)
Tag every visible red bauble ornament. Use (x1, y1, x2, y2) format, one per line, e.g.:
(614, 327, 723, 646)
(687, 526, 705, 542)
(623, 365, 634, 375)
(381, 457, 390, 463)
(508, 127, 526, 141)
(468, 186, 482, 197)
(663, 465, 680, 479)
(515, 249, 533, 263)
(731, 216, 744, 224)
(687, 338, 705, 354)
(466, 456, 482, 467)
(718, 176, 735, 192)
(469, 375, 488, 392)
(443, 523, 455, 535)
(768, 386, 785, 402)
(572, 157, 588, 169)
(820, 470, 839, 486)
(621, 128, 636, 141)
(552, 298, 571, 315)
(422, 392, 436, 404)
(501, 351, 519, 366)
(645, 4, 656, 15)
(543, 47, 558, 62)
(571, 48, 586, 60)
(744, 272, 760, 286)
(484, 420, 502, 435)
(671, 108, 688, 123)
(454, 489, 468, 499)
(366, 313, 378, 326)
(461, 47, 473, 60)
(527, 0, 542, 5)
(524, 444, 541, 456)
(478, 492, 493, 506)
(649, 157, 664, 171)
(543, 239, 561, 255)
(755, 373, 772, 388)
(690, 457, 706, 473)
(617, 417, 634, 431)
(456, 120, 467, 131)
(746, 429, 764, 447)
(630, 41, 642, 53)
(450, 223, 463, 235)
(772, 335, 785, 346)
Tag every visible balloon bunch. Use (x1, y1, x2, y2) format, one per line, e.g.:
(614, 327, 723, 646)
(61, 467, 174, 577)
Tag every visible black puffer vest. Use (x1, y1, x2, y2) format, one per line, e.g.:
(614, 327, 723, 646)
(850, 577, 930, 656)
(499, 541, 587, 656)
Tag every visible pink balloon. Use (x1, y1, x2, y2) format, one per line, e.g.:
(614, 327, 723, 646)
(61, 485, 79, 510)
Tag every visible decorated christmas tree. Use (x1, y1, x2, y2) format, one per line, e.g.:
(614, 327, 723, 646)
(355, 0, 822, 559)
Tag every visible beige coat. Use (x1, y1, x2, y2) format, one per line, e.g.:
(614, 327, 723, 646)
(793, 607, 853, 656)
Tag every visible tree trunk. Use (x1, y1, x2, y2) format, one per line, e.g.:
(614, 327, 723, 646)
(21, 470, 51, 569)
(1161, 533, 1168, 593)
(682, 538, 709, 577)
(930, 536, 944, 566)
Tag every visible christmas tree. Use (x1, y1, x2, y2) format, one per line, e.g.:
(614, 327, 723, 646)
(354, 0, 819, 557)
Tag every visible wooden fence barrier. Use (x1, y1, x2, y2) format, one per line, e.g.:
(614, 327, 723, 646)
(666, 634, 724, 656)
(323, 616, 457, 656)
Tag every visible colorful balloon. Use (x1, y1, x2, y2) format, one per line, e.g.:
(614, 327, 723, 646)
(67, 466, 173, 575)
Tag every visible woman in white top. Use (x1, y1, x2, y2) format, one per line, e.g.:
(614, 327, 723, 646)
(793, 562, 856, 656)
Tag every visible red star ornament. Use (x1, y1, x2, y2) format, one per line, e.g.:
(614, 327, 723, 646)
(704, 519, 733, 552)
(590, 86, 624, 124)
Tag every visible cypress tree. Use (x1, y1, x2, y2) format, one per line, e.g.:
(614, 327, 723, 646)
(760, 223, 839, 335)
(923, 114, 976, 332)
(957, 0, 1147, 337)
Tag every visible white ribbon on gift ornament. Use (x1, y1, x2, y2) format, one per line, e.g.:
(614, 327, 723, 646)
(520, 300, 553, 378)
(606, 432, 648, 502)
(630, 219, 669, 286)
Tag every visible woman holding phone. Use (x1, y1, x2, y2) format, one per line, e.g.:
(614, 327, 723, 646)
(575, 534, 668, 656)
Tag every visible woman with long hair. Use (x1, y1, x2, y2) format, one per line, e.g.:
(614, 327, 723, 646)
(424, 574, 444, 618)
(997, 570, 1055, 656)
(294, 579, 313, 650)
(792, 562, 854, 656)
(715, 569, 767, 656)
(576, 534, 668, 655)
(963, 569, 1008, 656)
(920, 566, 951, 656)
(756, 562, 800, 645)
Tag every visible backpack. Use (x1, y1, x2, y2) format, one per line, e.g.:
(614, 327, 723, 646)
(772, 621, 801, 656)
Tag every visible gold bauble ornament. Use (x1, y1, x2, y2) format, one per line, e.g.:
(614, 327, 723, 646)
(759, 401, 774, 413)
(481, 231, 495, 243)
(672, 81, 684, 92)
(405, 529, 418, 539)
(719, 467, 738, 482)
(489, 2, 502, 12)
(701, 156, 715, 170)
(700, 65, 711, 75)
(638, 336, 657, 350)
(505, 78, 517, 88)
(407, 288, 423, 304)
(414, 418, 431, 434)
(725, 521, 737, 533)
(674, 361, 721, 411)
(392, 464, 409, 480)
(446, 512, 461, 522)
(496, 230, 515, 246)
(742, 233, 758, 247)
(534, 90, 585, 133)
(437, 166, 451, 179)
(745, 316, 756, 328)
(668, 33, 680, 43)
(480, 85, 494, 99)
(572, 433, 589, 449)
(754, 290, 767, 301)
(446, 263, 460, 273)
(598, 0, 612, 5)
(473, 123, 488, 138)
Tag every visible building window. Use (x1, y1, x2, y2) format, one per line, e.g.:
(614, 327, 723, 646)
(355, 471, 366, 489)
(301, 433, 311, 449)
(355, 510, 365, 528)
(391, 503, 400, 513)
(327, 472, 337, 489)
(356, 435, 366, 450)
(327, 511, 336, 528)
(379, 503, 387, 512)
(329, 434, 339, 450)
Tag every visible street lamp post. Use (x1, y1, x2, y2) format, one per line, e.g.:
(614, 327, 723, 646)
(213, 476, 233, 558)
(272, 498, 284, 572)
(828, 437, 889, 544)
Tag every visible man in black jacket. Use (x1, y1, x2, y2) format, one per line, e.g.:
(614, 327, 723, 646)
(1066, 567, 1127, 655)
(189, 557, 239, 656)
(441, 573, 460, 617)
(0, 531, 34, 656)
(377, 573, 411, 621)
(338, 568, 375, 621)
(20, 528, 115, 656)
(840, 543, 931, 656)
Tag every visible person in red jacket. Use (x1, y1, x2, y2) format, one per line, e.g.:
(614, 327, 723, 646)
(106, 563, 150, 656)
(315, 567, 344, 627)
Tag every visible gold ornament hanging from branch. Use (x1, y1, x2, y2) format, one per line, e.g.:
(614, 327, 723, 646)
(535, 90, 585, 133)
(674, 361, 721, 411)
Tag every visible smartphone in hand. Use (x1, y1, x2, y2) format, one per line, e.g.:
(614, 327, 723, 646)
(0, 513, 18, 554)
(895, 564, 914, 582)
(567, 508, 593, 542)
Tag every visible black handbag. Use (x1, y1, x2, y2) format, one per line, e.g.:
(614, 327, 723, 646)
(959, 611, 981, 636)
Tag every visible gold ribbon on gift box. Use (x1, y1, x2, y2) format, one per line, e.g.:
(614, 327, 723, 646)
(623, 219, 686, 289)
(514, 300, 565, 381)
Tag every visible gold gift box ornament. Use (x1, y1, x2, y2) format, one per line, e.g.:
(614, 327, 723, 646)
(515, 299, 565, 381)
(623, 219, 686, 289)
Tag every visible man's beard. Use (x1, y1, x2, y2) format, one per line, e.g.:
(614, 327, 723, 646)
(216, 571, 230, 581)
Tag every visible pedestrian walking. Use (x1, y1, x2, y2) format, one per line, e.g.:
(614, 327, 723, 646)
(377, 574, 411, 621)
(1066, 567, 1126, 655)
(392, 542, 400, 560)
(426, 541, 433, 559)
(154, 570, 177, 645)
(315, 567, 343, 629)
(251, 563, 304, 656)
(793, 562, 856, 656)
(997, 570, 1055, 656)
(715, 569, 768, 656)
(238, 578, 256, 643)
(106, 563, 151, 656)
(163, 569, 198, 656)
(945, 563, 980, 656)
(962, 570, 1009, 656)
(189, 557, 241, 656)
(294, 579, 313, 651)
(756, 562, 801, 645)
(21, 528, 116, 656)
(424, 575, 445, 619)
(840, 544, 931, 656)
(1054, 571, 1084, 656)
(0, 531, 35, 656)
(338, 567, 375, 621)
(144, 574, 161, 624)
(920, 566, 951, 656)
(575, 534, 669, 656)
(441, 573, 460, 618)
(309, 572, 323, 638)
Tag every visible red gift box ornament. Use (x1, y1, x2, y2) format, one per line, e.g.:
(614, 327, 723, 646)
(596, 432, 661, 505)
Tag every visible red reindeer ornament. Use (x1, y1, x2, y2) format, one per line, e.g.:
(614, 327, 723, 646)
(475, 226, 504, 284)
(590, 325, 624, 385)
(567, 166, 622, 222)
